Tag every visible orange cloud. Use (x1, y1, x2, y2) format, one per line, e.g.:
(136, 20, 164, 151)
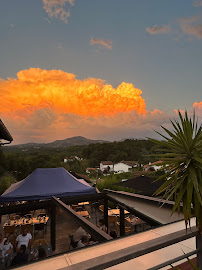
(42, 0, 74, 23)
(90, 38, 112, 49)
(0, 68, 146, 119)
(150, 109, 163, 115)
(146, 25, 171, 35)
(193, 101, 202, 109)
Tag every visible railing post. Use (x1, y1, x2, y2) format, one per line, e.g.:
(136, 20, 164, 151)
(50, 204, 56, 251)
(196, 233, 202, 270)
(104, 197, 108, 233)
(120, 206, 125, 236)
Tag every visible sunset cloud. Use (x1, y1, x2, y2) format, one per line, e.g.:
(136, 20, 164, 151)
(90, 38, 112, 49)
(0, 68, 148, 143)
(42, 0, 74, 23)
(179, 16, 202, 39)
(146, 25, 171, 35)
(193, 0, 202, 7)
(193, 101, 202, 109)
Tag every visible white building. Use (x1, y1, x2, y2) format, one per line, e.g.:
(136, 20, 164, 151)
(114, 161, 138, 173)
(100, 161, 113, 172)
(144, 161, 163, 171)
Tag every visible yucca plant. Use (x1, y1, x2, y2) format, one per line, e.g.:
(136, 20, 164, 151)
(150, 110, 202, 228)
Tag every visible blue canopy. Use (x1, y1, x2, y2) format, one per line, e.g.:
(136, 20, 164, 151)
(0, 167, 96, 202)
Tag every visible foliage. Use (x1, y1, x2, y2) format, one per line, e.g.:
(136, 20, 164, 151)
(96, 172, 131, 191)
(0, 173, 16, 195)
(150, 111, 202, 227)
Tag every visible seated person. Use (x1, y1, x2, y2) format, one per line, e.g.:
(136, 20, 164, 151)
(109, 230, 117, 239)
(3, 238, 13, 257)
(73, 227, 87, 243)
(37, 247, 46, 259)
(77, 235, 89, 248)
(16, 228, 32, 250)
(11, 245, 28, 266)
(98, 219, 107, 232)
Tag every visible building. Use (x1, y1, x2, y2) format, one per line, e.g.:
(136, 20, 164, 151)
(144, 160, 164, 171)
(100, 161, 113, 172)
(114, 161, 138, 173)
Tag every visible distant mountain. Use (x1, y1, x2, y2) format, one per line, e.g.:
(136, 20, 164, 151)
(5, 136, 108, 150)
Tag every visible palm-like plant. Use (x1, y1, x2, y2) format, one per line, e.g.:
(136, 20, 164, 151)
(150, 110, 202, 228)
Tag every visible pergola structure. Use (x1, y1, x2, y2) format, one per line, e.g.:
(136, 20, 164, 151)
(0, 190, 186, 251)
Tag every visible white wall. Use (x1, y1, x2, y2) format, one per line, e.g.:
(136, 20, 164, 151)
(114, 163, 132, 173)
(100, 163, 114, 172)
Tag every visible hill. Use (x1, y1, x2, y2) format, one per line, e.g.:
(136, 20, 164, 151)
(4, 136, 108, 151)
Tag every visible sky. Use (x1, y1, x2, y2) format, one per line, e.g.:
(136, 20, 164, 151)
(0, 0, 202, 144)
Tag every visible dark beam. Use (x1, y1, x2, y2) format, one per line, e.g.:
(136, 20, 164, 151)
(106, 194, 161, 227)
(0, 193, 106, 215)
(119, 207, 125, 236)
(196, 233, 202, 269)
(52, 196, 112, 242)
(0, 200, 51, 215)
(104, 198, 108, 233)
(61, 226, 199, 270)
(50, 205, 56, 251)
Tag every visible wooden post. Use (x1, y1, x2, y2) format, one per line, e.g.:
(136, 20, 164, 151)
(196, 233, 202, 270)
(120, 206, 125, 236)
(104, 198, 108, 233)
(50, 205, 56, 251)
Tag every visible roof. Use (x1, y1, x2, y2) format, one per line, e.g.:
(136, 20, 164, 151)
(106, 189, 184, 225)
(0, 167, 96, 202)
(119, 161, 138, 166)
(101, 161, 113, 165)
(70, 172, 92, 184)
(0, 119, 13, 143)
(16, 219, 196, 270)
(115, 175, 164, 196)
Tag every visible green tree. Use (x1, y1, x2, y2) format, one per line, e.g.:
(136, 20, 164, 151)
(150, 111, 202, 228)
(0, 173, 16, 195)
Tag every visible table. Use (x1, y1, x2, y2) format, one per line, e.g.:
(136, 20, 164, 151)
(3, 217, 49, 236)
(78, 202, 89, 206)
(108, 209, 129, 216)
(77, 211, 90, 218)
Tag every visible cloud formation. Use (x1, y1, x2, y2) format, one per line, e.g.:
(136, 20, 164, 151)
(42, 0, 74, 23)
(193, 0, 202, 7)
(0, 68, 148, 143)
(146, 25, 171, 35)
(90, 38, 112, 49)
(179, 16, 202, 39)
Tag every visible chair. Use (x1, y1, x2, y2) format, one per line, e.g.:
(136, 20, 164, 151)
(34, 223, 45, 234)
(99, 205, 104, 212)
(24, 214, 33, 219)
(11, 215, 20, 220)
(21, 224, 33, 233)
(32, 239, 48, 248)
(108, 215, 117, 224)
(37, 213, 47, 218)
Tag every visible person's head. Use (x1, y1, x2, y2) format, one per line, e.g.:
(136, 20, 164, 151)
(110, 230, 117, 239)
(19, 245, 26, 254)
(98, 219, 105, 226)
(22, 228, 28, 236)
(4, 238, 9, 245)
(81, 235, 89, 245)
(38, 247, 46, 259)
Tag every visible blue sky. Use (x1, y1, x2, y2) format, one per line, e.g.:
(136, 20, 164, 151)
(0, 0, 202, 143)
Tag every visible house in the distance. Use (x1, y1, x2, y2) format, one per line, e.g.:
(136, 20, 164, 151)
(143, 161, 163, 171)
(64, 156, 82, 163)
(100, 161, 113, 172)
(114, 161, 138, 173)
